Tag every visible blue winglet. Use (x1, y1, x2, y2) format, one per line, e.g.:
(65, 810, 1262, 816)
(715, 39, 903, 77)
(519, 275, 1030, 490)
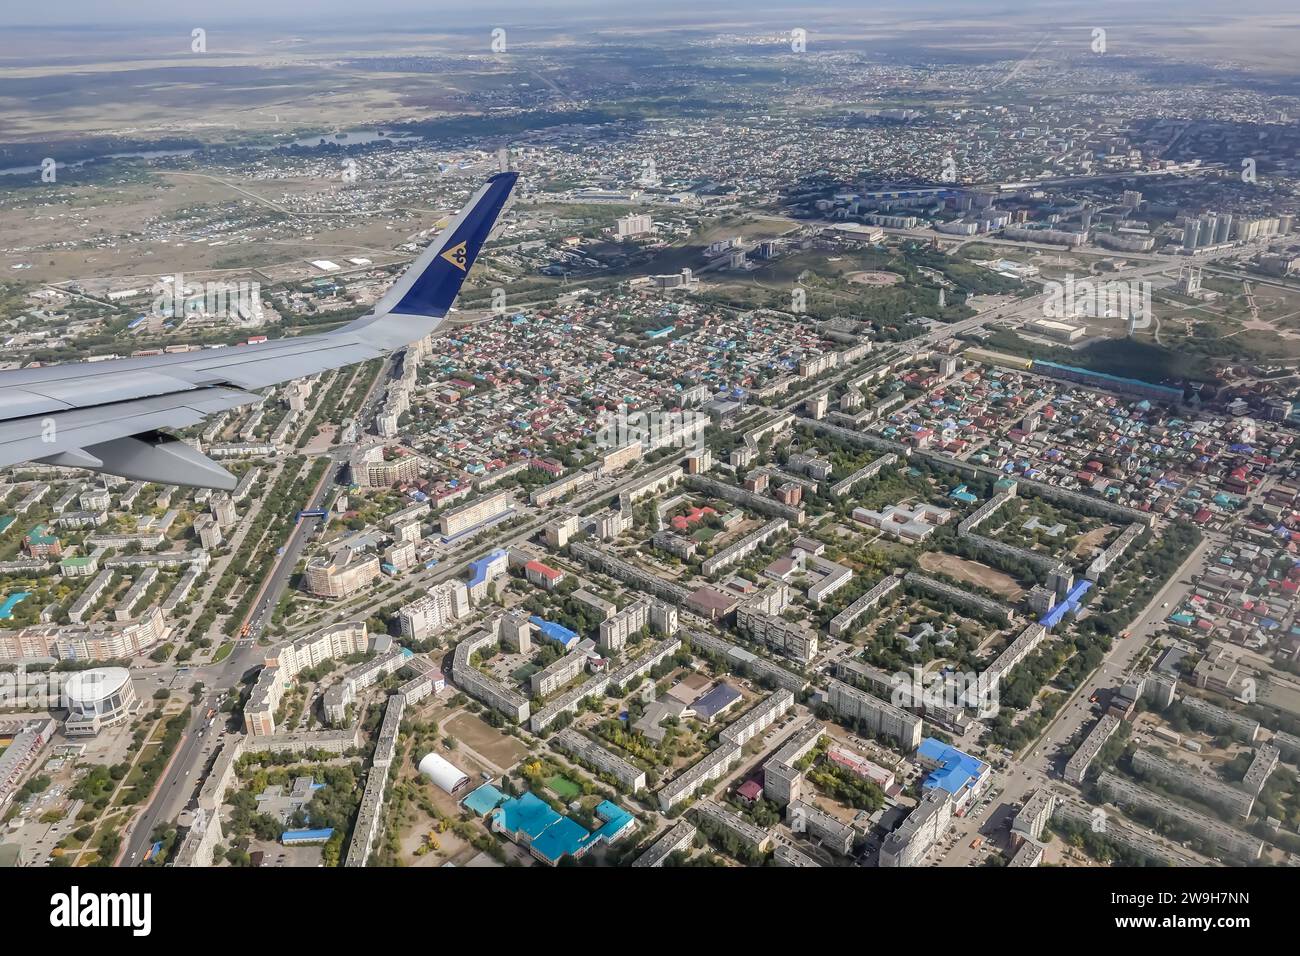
(388, 171, 517, 317)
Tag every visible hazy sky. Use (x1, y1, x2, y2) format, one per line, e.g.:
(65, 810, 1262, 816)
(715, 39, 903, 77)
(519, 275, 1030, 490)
(3, 0, 1290, 29)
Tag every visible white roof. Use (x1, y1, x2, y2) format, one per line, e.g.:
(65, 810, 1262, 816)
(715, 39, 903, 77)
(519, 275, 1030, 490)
(417, 751, 469, 793)
(64, 667, 131, 704)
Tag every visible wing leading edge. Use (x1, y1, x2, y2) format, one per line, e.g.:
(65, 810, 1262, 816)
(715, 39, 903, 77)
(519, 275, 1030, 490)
(0, 172, 518, 488)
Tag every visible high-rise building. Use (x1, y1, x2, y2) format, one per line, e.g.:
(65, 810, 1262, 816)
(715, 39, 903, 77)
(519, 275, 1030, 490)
(466, 549, 509, 604)
(616, 213, 653, 239)
(1215, 213, 1233, 245)
(305, 551, 380, 599)
(501, 610, 534, 653)
(397, 580, 469, 640)
(880, 788, 953, 867)
(825, 678, 922, 750)
(598, 599, 649, 653)
(1199, 215, 1218, 247)
(211, 494, 237, 529)
(194, 515, 223, 549)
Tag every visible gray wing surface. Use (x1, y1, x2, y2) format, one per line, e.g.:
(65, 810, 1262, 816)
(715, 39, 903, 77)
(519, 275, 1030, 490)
(0, 172, 518, 488)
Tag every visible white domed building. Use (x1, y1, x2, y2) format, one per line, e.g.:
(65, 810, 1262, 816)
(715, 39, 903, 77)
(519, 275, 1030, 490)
(417, 752, 470, 794)
(63, 667, 138, 736)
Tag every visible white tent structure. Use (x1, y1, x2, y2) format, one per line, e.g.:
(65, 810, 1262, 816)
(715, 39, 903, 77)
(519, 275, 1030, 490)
(418, 752, 470, 794)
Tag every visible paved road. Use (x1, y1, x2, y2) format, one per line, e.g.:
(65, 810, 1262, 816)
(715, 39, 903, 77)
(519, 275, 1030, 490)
(119, 692, 224, 866)
(119, 361, 402, 865)
(937, 526, 1226, 867)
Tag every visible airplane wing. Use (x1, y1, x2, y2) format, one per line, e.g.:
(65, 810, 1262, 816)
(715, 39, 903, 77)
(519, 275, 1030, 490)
(0, 171, 518, 489)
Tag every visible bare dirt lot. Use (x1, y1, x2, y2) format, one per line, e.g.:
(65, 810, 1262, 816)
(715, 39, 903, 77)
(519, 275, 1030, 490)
(444, 711, 529, 771)
(918, 551, 1024, 601)
(1073, 524, 1117, 558)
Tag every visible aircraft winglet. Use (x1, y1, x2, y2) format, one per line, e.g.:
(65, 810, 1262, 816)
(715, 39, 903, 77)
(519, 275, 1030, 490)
(376, 171, 518, 319)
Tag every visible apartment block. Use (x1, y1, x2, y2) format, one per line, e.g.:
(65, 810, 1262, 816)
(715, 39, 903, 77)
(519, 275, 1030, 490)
(1131, 749, 1255, 819)
(529, 674, 609, 734)
(440, 489, 514, 537)
(658, 742, 741, 811)
(553, 728, 646, 792)
(1063, 713, 1121, 784)
(880, 788, 953, 867)
(762, 718, 824, 805)
(531, 641, 596, 698)
(305, 551, 380, 599)
(0, 607, 169, 663)
(735, 587, 818, 664)
(691, 800, 772, 853)
(721, 689, 794, 748)
(788, 799, 854, 855)
(1011, 788, 1057, 844)
(451, 629, 530, 724)
(1181, 695, 1260, 742)
(598, 599, 649, 653)
(631, 820, 696, 867)
(825, 678, 923, 751)
(701, 518, 789, 577)
(687, 630, 808, 694)
(1096, 772, 1263, 863)
(828, 575, 900, 637)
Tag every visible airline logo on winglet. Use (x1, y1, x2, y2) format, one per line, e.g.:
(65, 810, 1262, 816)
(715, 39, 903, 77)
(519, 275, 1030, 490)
(440, 241, 469, 271)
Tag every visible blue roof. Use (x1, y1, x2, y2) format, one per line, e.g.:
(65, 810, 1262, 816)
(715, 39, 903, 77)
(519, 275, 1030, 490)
(530, 616, 579, 648)
(492, 792, 634, 864)
(462, 782, 508, 816)
(496, 791, 562, 840)
(591, 800, 635, 844)
(1065, 579, 1093, 604)
(1041, 580, 1093, 628)
(281, 827, 334, 844)
(692, 682, 742, 720)
(1040, 602, 1070, 629)
(918, 738, 987, 797)
(494, 791, 598, 864)
(467, 549, 508, 588)
(530, 815, 594, 864)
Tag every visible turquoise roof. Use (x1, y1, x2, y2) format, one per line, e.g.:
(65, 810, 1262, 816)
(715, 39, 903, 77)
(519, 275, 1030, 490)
(531, 815, 594, 864)
(496, 790, 561, 841)
(462, 782, 507, 816)
(493, 791, 634, 864)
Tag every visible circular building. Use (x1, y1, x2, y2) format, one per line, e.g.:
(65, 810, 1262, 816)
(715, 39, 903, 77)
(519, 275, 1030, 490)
(63, 667, 138, 736)
(417, 752, 470, 794)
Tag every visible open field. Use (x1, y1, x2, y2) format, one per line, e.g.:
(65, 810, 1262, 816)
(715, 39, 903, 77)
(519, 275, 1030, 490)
(918, 550, 1025, 601)
(444, 711, 529, 771)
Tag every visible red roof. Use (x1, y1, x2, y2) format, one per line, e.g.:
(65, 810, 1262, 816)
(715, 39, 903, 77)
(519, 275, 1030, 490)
(525, 560, 563, 581)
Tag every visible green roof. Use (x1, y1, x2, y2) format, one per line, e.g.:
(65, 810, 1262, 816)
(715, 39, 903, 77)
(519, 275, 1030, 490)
(25, 524, 57, 545)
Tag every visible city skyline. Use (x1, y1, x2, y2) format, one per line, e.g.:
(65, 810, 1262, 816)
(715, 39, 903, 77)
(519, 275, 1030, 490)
(0, 3, 1290, 931)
